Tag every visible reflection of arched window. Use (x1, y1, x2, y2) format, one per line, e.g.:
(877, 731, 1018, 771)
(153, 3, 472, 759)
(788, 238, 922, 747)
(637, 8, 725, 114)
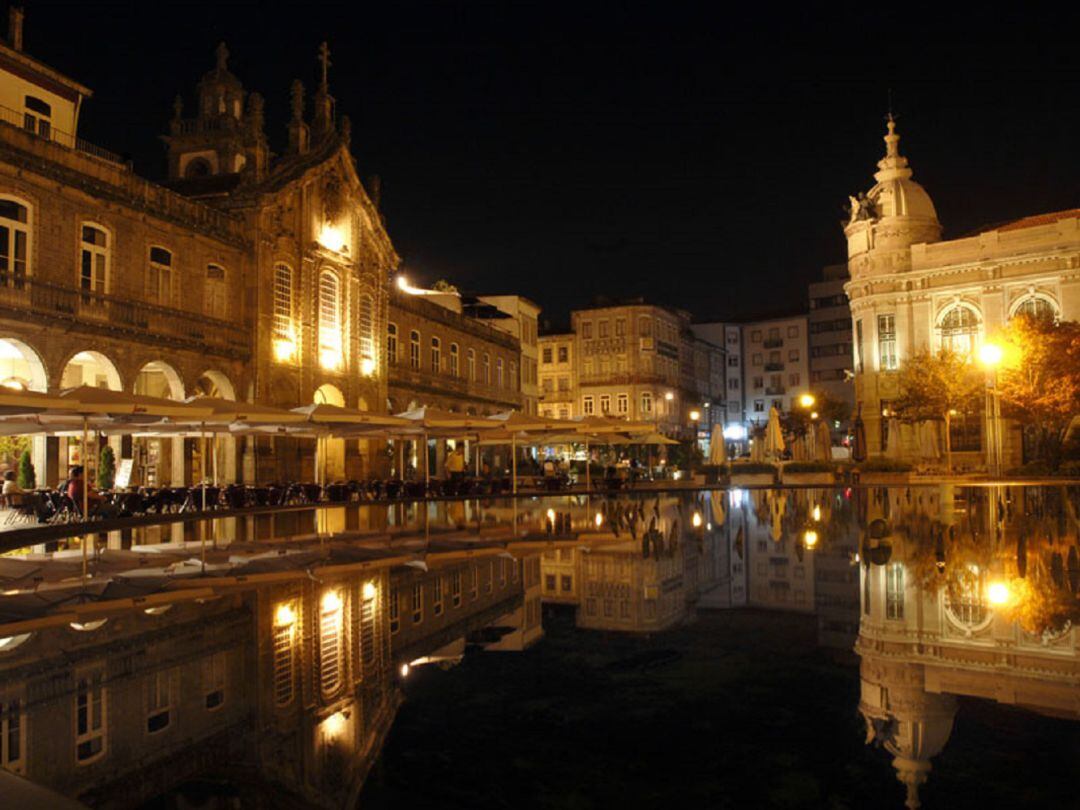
(358, 292, 375, 362)
(318, 271, 342, 368)
(945, 564, 990, 629)
(0, 198, 29, 288)
(319, 591, 343, 696)
(205, 264, 226, 318)
(80, 224, 108, 296)
(938, 304, 980, 356)
(272, 263, 293, 342)
(1010, 295, 1057, 322)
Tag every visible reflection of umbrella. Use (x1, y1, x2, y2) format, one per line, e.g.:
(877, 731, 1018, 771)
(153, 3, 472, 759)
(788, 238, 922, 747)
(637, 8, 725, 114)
(769, 491, 787, 541)
(710, 491, 726, 527)
(816, 420, 832, 462)
(852, 405, 867, 462)
(764, 407, 785, 460)
(708, 430, 726, 465)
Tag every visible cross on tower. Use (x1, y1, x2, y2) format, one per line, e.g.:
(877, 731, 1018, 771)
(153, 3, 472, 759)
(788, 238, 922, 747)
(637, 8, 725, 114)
(318, 42, 331, 90)
(216, 42, 229, 71)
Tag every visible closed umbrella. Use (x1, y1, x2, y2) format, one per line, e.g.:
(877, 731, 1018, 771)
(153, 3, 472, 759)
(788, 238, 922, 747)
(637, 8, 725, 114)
(708, 429, 726, 465)
(764, 407, 785, 460)
(918, 420, 940, 461)
(852, 405, 867, 463)
(886, 418, 902, 458)
(816, 420, 832, 462)
(750, 428, 765, 462)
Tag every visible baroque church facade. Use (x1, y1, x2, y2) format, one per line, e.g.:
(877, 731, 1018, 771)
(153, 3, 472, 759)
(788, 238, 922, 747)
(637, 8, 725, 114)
(844, 118, 1080, 469)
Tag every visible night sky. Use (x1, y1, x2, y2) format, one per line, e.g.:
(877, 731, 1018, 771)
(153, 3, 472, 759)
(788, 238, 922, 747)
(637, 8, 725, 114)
(21, 2, 1080, 328)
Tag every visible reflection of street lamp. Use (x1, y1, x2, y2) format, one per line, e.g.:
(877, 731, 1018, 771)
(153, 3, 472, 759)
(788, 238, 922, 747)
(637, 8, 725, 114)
(979, 343, 1003, 476)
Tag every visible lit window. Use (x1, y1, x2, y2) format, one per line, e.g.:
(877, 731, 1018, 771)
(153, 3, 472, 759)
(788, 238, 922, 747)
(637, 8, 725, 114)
(583, 396, 594, 415)
(75, 670, 106, 763)
(272, 603, 297, 707)
(358, 292, 375, 366)
(272, 263, 294, 346)
(318, 271, 342, 368)
(938, 305, 980, 357)
(148, 247, 173, 305)
(885, 563, 904, 619)
(877, 314, 897, 370)
(80, 224, 109, 297)
(319, 590, 343, 696)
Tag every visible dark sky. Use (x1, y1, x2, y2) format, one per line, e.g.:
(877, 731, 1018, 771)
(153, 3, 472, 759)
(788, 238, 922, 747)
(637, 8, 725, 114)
(20, 2, 1080, 328)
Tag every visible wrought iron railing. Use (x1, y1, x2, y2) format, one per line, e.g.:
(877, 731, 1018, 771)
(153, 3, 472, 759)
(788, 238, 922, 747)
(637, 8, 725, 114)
(0, 275, 249, 358)
(0, 103, 125, 165)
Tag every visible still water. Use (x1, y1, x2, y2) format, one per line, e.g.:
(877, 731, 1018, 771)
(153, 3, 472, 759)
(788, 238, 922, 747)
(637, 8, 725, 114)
(1, 486, 1078, 809)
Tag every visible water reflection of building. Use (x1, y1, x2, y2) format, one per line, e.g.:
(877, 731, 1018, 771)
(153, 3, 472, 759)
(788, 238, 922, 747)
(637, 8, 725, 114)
(540, 493, 722, 633)
(0, 523, 544, 806)
(855, 485, 1080, 809)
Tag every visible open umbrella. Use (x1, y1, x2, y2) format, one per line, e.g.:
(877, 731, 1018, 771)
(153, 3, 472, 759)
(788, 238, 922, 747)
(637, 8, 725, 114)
(764, 407, 785, 460)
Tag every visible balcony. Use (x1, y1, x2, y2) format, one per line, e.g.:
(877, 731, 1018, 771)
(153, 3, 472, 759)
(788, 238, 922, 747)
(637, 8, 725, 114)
(389, 362, 522, 408)
(764, 362, 785, 372)
(0, 103, 125, 165)
(765, 386, 786, 395)
(0, 275, 249, 359)
(763, 338, 783, 349)
(578, 372, 669, 386)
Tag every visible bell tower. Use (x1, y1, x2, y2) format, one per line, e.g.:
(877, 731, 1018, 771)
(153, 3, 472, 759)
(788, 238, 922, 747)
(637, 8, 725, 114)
(164, 43, 268, 182)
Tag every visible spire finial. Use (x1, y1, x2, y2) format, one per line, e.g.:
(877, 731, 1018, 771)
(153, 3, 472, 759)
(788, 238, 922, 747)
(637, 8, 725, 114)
(215, 42, 229, 71)
(290, 79, 305, 122)
(318, 41, 331, 92)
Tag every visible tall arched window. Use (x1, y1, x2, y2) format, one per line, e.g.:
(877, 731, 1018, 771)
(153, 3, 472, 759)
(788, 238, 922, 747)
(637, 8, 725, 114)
(467, 348, 476, 380)
(430, 336, 441, 374)
(0, 198, 29, 288)
(80, 224, 108, 296)
(358, 292, 375, 364)
(205, 264, 226, 318)
(318, 270, 341, 369)
(272, 263, 294, 342)
(483, 353, 491, 385)
(148, 247, 173, 305)
(1011, 295, 1057, 322)
(938, 304, 980, 356)
(409, 330, 421, 370)
(449, 343, 459, 377)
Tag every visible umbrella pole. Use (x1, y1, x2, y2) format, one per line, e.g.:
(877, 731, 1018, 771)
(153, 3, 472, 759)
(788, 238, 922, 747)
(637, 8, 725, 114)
(200, 423, 207, 571)
(81, 415, 89, 585)
(512, 435, 517, 494)
(585, 439, 590, 491)
(424, 432, 430, 487)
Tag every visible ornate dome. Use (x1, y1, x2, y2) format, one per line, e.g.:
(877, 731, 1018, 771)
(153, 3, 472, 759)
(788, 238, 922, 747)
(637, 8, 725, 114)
(866, 118, 938, 222)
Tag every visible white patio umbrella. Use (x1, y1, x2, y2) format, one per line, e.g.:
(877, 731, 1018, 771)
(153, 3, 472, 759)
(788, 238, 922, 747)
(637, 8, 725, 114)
(918, 420, 940, 461)
(764, 407, 785, 460)
(816, 420, 832, 462)
(708, 429, 726, 465)
(886, 418, 902, 458)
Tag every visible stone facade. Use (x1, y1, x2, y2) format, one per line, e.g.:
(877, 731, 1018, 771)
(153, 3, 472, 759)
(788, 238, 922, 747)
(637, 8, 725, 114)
(843, 118, 1080, 467)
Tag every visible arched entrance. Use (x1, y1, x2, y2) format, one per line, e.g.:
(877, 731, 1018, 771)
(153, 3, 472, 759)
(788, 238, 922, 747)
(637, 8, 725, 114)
(193, 370, 238, 484)
(132, 361, 184, 487)
(315, 384, 345, 482)
(0, 338, 48, 486)
(59, 351, 122, 488)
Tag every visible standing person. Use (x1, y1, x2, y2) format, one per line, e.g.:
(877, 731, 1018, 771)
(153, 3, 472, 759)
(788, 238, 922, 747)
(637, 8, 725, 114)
(446, 446, 466, 483)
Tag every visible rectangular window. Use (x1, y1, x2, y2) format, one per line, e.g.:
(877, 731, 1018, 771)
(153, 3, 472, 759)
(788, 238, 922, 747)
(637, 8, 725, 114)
(148, 247, 172, 305)
(752, 354, 762, 366)
(561, 575, 572, 592)
(598, 320, 609, 338)
(582, 321, 593, 339)
(1, 698, 24, 773)
(640, 392, 652, 415)
(599, 394, 611, 414)
(754, 400, 765, 412)
(146, 669, 172, 734)
(203, 652, 226, 711)
(470, 565, 479, 600)
(496, 357, 504, 387)
(878, 314, 897, 370)
(75, 671, 106, 763)
(788, 349, 799, 362)
(787, 325, 798, 338)
(412, 583, 423, 623)
(542, 347, 553, 363)
(583, 396, 594, 415)
(487, 560, 494, 593)
(499, 558, 507, 587)
(483, 354, 491, 384)
(615, 318, 625, 336)
(558, 346, 568, 362)
(886, 563, 904, 619)
(545, 574, 556, 592)
(616, 393, 628, 414)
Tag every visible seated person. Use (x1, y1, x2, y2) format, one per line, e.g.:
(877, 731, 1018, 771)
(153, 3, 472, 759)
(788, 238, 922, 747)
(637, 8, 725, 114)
(2, 470, 22, 505)
(66, 465, 118, 519)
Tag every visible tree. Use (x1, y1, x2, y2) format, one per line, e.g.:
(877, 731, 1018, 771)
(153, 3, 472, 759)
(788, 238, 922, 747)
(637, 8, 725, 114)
(995, 315, 1080, 469)
(97, 445, 116, 491)
(892, 348, 983, 472)
(16, 449, 34, 490)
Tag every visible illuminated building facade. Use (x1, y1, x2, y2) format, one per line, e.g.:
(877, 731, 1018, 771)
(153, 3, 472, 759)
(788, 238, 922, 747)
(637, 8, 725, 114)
(808, 263, 854, 420)
(538, 332, 575, 420)
(740, 314, 810, 426)
(844, 118, 1080, 467)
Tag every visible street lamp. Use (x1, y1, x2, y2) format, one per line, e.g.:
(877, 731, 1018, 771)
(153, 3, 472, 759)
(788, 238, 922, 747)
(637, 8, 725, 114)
(979, 343, 1003, 477)
(799, 393, 816, 409)
(688, 408, 701, 476)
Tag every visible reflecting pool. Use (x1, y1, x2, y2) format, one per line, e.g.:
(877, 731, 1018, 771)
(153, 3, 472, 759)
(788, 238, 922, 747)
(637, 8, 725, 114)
(0, 485, 1077, 808)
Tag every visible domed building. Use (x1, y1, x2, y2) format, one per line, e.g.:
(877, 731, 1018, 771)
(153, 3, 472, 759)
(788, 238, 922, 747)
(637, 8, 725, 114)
(843, 118, 1080, 470)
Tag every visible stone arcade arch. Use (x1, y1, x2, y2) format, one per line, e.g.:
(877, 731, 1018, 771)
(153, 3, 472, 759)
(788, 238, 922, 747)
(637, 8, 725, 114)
(133, 360, 185, 487)
(59, 351, 122, 488)
(0, 338, 48, 486)
(193, 370, 238, 484)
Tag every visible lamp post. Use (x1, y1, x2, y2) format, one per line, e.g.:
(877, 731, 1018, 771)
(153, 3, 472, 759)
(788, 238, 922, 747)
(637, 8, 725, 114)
(979, 343, 1003, 477)
(689, 408, 701, 476)
(797, 393, 816, 460)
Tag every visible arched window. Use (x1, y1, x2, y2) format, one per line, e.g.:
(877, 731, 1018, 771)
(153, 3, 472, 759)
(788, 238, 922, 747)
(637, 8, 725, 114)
(430, 336, 441, 374)
(945, 564, 991, 630)
(467, 348, 476, 381)
(1010, 295, 1058, 323)
(23, 95, 51, 138)
(937, 304, 980, 356)
(496, 357, 504, 387)
(0, 198, 29, 288)
(318, 270, 341, 368)
(205, 264, 226, 318)
(449, 343, 459, 377)
(482, 353, 491, 385)
(387, 322, 398, 365)
(80, 224, 108, 297)
(148, 247, 173, 305)
(358, 292, 375, 363)
(272, 263, 293, 342)
(409, 330, 421, 370)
